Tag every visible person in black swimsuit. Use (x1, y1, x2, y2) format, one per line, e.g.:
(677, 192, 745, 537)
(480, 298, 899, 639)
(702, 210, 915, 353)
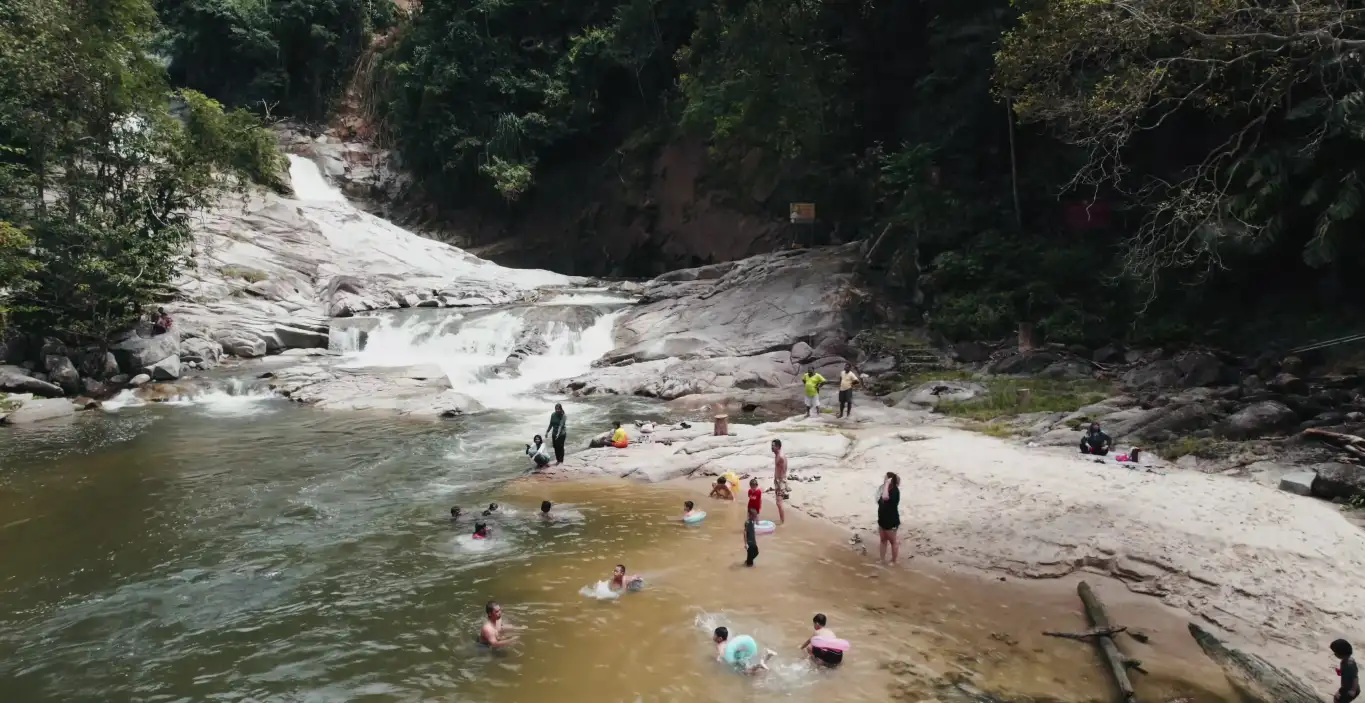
(1334, 639, 1360, 702)
(876, 472, 901, 565)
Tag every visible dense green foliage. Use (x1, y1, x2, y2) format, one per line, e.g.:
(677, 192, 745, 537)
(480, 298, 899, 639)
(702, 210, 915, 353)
(156, 0, 396, 119)
(0, 0, 284, 343)
(122, 0, 1365, 348)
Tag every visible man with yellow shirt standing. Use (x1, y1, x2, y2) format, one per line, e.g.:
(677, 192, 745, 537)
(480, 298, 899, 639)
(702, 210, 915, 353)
(800, 368, 826, 418)
(836, 362, 861, 419)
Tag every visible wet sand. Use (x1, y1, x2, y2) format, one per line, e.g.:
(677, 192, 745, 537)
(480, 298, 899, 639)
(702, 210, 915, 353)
(506, 479, 1240, 702)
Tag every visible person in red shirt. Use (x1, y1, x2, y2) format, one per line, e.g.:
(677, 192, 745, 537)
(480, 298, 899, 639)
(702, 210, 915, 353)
(747, 478, 762, 515)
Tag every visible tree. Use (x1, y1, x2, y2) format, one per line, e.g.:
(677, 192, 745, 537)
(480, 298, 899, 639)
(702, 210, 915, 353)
(996, 0, 1365, 291)
(0, 0, 284, 344)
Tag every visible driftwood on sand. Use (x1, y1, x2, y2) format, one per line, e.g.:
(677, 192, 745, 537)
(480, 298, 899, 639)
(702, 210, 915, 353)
(1077, 581, 1139, 702)
(1187, 622, 1322, 703)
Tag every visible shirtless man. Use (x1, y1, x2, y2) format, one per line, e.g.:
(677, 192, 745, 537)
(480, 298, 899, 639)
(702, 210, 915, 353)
(771, 439, 787, 524)
(609, 563, 643, 591)
(478, 600, 519, 649)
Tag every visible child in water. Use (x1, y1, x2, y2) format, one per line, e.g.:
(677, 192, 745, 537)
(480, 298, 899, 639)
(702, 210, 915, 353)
(681, 500, 698, 520)
(714, 626, 776, 675)
(747, 478, 762, 516)
(472, 521, 490, 540)
(540, 500, 552, 519)
(743, 508, 759, 566)
(709, 477, 734, 500)
(609, 564, 643, 592)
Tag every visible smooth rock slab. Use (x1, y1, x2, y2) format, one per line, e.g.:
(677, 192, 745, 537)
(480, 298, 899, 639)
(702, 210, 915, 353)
(0, 365, 64, 397)
(1278, 470, 1317, 497)
(2, 398, 76, 425)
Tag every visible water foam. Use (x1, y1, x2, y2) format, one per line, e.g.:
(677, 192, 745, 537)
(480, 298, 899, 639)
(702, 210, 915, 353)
(340, 310, 623, 409)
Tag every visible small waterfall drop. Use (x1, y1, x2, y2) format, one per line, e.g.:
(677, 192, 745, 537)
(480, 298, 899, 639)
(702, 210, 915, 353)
(287, 155, 346, 202)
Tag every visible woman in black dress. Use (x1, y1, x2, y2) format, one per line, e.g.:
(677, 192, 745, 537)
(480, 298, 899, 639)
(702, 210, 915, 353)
(876, 472, 901, 565)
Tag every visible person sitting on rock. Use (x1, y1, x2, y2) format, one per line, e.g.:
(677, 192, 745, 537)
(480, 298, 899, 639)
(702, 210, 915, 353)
(610, 421, 628, 449)
(526, 435, 552, 469)
(1079, 422, 1112, 456)
(152, 307, 173, 336)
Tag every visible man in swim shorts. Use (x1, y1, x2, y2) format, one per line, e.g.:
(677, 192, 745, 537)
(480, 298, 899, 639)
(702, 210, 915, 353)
(800, 613, 843, 666)
(714, 626, 775, 674)
(479, 601, 519, 649)
(771, 438, 787, 523)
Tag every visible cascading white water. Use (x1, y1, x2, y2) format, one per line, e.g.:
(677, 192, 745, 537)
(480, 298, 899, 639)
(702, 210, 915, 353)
(339, 309, 623, 409)
(287, 156, 346, 202)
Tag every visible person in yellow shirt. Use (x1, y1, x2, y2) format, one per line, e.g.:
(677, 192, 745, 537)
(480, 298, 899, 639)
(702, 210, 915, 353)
(801, 368, 826, 418)
(610, 421, 629, 449)
(837, 362, 861, 419)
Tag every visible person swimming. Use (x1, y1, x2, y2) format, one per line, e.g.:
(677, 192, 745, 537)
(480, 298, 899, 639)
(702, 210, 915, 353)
(450, 506, 462, 522)
(713, 626, 776, 675)
(682, 500, 697, 520)
(709, 477, 734, 500)
(540, 500, 552, 518)
(609, 564, 643, 591)
(472, 521, 490, 540)
(488, 503, 500, 513)
(478, 600, 519, 649)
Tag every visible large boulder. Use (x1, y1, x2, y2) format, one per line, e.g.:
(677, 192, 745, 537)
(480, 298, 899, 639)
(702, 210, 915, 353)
(143, 355, 182, 381)
(0, 365, 63, 397)
(952, 341, 991, 363)
(1214, 401, 1297, 439)
(43, 355, 80, 395)
(1310, 463, 1365, 501)
(181, 337, 224, 367)
(2, 397, 75, 425)
(112, 333, 181, 374)
(1122, 360, 1183, 389)
(219, 335, 267, 358)
(1177, 351, 1232, 387)
(273, 324, 329, 350)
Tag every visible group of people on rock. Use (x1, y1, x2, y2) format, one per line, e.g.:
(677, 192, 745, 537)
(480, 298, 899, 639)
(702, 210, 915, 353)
(798, 363, 863, 419)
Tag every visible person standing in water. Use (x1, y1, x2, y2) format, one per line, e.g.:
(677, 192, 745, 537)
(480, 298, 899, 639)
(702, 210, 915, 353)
(743, 508, 760, 567)
(546, 403, 568, 465)
(837, 363, 860, 419)
(771, 439, 788, 524)
(800, 613, 844, 666)
(1334, 639, 1360, 702)
(479, 601, 519, 649)
(747, 478, 763, 517)
(876, 472, 901, 565)
(800, 368, 826, 418)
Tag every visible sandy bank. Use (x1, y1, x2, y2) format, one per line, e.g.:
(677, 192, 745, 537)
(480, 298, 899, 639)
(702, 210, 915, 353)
(546, 402, 1365, 693)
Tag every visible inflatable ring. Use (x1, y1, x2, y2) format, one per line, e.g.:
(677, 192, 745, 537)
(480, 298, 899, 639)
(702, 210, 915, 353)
(755, 520, 776, 535)
(683, 511, 707, 524)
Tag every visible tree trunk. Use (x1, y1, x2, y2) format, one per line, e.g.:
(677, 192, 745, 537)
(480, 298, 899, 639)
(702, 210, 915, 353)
(1187, 623, 1321, 703)
(713, 414, 729, 436)
(1077, 582, 1137, 703)
(1018, 322, 1037, 351)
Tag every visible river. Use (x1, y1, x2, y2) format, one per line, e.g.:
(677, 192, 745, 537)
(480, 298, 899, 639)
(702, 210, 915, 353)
(0, 157, 1246, 703)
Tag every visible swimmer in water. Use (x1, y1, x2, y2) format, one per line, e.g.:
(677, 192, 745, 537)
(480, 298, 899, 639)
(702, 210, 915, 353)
(450, 506, 461, 522)
(478, 600, 519, 649)
(472, 521, 490, 540)
(713, 626, 776, 675)
(540, 500, 552, 519)
(681, 500, 698, 520)
(709, 477, 734, 501)
(488, 503, 500, 514)
(800, 613, 843, 667)
(609, 564, 642, 591)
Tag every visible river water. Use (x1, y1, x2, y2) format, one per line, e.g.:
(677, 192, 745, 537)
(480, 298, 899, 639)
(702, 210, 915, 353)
(0, 158, 1247, 702)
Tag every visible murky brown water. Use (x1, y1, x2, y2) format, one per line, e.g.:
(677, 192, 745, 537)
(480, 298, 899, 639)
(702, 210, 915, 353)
(0, 402, 1239, 702)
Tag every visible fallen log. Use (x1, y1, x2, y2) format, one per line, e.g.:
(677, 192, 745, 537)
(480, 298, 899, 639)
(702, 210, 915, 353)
(1303, 428, 1365, 446)
(1078, 581, 1138, 702)
(1043, 626, 1128, 641)
(1187, 623, 1321, 703)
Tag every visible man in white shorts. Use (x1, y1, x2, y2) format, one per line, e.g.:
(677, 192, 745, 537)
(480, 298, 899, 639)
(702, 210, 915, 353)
(800, 368, 826, 418)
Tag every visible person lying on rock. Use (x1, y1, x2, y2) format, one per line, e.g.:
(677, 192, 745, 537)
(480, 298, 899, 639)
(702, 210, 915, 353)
(526, 435, 552, 469)
(710, 477, 735, 501)
(1079, 422, 1112, 456)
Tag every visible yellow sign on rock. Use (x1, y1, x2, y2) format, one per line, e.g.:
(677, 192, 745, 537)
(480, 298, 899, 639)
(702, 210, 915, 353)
(789, 202, 815, 223)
